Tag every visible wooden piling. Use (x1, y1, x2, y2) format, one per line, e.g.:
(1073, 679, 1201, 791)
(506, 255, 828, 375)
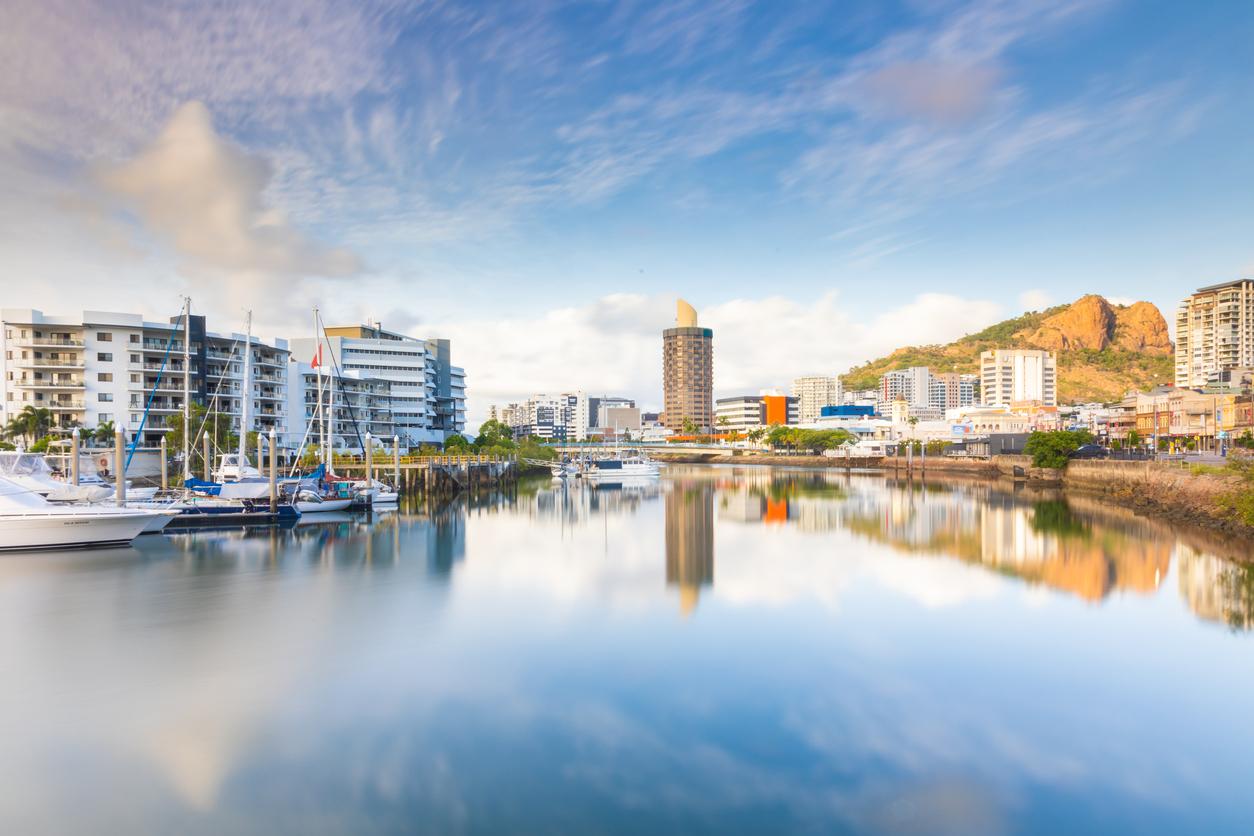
(114, 428, 126, 506)
(71, 428, 80, 486)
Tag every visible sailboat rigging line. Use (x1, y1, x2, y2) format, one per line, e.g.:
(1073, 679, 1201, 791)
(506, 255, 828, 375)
(183, 321, 247, 481)
(315, 311, 367, 459)
(124, 307, 185, 473)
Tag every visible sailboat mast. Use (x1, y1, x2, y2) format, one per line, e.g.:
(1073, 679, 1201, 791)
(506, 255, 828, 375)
(182, 297, 191, 482)
(314, 308, 324, 468)
(325, 317, 335, 475)
(239, 310, 251, 466)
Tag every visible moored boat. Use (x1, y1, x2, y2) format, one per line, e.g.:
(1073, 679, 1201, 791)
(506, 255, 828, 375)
(0, 475, 170, 551)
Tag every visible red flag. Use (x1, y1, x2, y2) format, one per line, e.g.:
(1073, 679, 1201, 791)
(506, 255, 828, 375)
(311, 345, 322, 369)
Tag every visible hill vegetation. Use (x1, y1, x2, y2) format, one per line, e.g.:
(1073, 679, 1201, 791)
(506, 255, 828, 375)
(842, 295, 1175, 403)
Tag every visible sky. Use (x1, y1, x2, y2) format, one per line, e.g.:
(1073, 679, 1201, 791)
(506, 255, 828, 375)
(2, 0, 1253, 427)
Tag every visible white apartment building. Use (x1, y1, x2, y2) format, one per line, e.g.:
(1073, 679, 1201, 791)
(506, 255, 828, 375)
(879, 367, 932, 409)
(1, 309, 290, 448)
(980, 349, 1057, 407)
(792, 375, 844, 424)
(289, 324, 465, 449)
(286, 363, 395, 455)
(1175, 279, 1254, 388)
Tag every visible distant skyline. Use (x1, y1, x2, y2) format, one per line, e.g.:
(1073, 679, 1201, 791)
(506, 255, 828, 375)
(3, 0, 1253, 424)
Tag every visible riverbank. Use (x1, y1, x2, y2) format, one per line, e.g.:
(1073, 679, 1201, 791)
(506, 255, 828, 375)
(653, 450, 1253, 537)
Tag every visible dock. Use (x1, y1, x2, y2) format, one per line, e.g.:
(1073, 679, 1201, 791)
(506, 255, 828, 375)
(326, 453, 520, 497)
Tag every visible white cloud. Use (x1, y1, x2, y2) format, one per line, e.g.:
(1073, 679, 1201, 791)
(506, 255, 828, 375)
(424, 291, 1003, 429)
(1018, 289, 1051, 310)
(96, 102, 361, 279)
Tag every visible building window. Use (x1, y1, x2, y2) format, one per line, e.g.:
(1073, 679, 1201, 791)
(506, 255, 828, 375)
(98, 393, 113, 402)
(97, 352, 112, 362)
(98, 413, 112, 423)
(97, 332, 112, 342)
(129, 334, 140, 343)
(130, 374, 140, 383)
(98, 372, 113, 382)
(130, 353, 140, 364)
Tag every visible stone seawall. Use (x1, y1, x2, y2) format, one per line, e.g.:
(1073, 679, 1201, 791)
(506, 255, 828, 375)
(1061, 459, 1246, 533)
(651, 450, 1250, 536)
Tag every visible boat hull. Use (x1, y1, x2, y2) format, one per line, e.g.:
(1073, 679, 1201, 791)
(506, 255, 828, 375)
(296, 499, 354, 514)
(0, 511, 155, 551)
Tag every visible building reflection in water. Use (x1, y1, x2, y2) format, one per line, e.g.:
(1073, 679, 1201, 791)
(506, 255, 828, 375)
(665, 481, 714, 615)
(711, 470, 1254, 630)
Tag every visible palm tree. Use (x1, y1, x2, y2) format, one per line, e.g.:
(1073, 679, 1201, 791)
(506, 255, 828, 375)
(20, 405, 53, 442)
(94, 420, 116, 445)
(3, 414, 29, 446)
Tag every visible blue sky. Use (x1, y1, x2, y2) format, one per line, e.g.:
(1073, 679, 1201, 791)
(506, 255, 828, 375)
(2, 0, 1253, 420)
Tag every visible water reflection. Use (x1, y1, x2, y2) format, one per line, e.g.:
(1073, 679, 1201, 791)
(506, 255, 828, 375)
(665, 483, 714, 614)
(512, 467, 1254, 630)
(2, 470, 1253, 834)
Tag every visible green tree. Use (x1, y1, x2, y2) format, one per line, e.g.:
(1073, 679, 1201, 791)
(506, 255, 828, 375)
(681, 417, 699, 436)
(1023, 429, 1095, 469)
(93, 420, 116, 445)
(1126, 429, 1142, 448)
(164, 402, 238, 474)
(5, 405, 54, 446)
(716, 415, 731, 435)
(766, 425, 793, 450)
(473, 419, 517, 451)
(444, 433, 471, 452)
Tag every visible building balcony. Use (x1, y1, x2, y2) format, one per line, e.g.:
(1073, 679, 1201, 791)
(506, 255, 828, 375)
(13, 357, 85, 368)
(142, 340, 184, 352)
(14, 337, 84, 348)
(14, 379, 84, 389)
(44, 400, 86, 410)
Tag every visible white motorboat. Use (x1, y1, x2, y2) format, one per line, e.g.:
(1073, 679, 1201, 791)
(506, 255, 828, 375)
(213, 453, 263, 482)
(352, 479, 398, 506)
(581, 453, 660, 483)
(0, 475, 170, 551)
(0, 452, 166, 514)
(292, 489, 353, 514)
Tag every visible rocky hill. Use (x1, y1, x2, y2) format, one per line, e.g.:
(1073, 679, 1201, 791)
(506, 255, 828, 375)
(842, 295, 1174, 403)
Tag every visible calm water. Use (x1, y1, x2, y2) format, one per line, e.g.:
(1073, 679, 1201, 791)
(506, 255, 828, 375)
(2, 465, 1253, 835)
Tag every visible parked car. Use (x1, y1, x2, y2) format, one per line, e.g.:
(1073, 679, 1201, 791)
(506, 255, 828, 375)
(1070, 444, 1109, 460)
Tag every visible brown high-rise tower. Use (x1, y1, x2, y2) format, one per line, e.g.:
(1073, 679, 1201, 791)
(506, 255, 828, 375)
(662, 299, 713, 433)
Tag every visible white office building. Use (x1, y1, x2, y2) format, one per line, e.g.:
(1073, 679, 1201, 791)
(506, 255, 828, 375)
(289, 324, 465, 449)
(980, 349, 1057, 407)
(792, 375, 844, 424)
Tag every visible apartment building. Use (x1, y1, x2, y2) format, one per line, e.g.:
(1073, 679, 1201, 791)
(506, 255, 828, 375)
(286, 362, 394, 455)
(930, 372, 977, 410)
(980, 349, 1057, 407)
(1, 309, 289, 447)
(879, 367, 932, 409)
(792, 375, 843, 424)
(289, 323, 465, 449)
(1175, 279, 1254, 388)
